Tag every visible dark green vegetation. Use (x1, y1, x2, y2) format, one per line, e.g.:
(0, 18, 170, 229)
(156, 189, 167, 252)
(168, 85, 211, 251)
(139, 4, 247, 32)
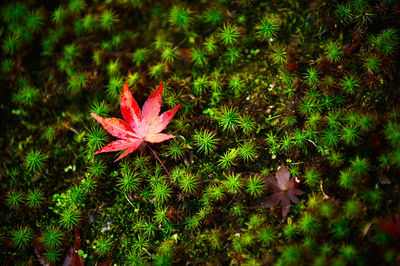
(1, 0, 400, 265)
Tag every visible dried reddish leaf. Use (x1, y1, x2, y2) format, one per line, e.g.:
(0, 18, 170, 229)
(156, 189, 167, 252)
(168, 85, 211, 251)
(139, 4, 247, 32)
(378, 214, 400, 238)
(91, 82, 180, 161)
(62, 227, 84, 266)
(98, 254, 111, 266)
(34, 244, 52, 266)
(253, 165, 304, 219)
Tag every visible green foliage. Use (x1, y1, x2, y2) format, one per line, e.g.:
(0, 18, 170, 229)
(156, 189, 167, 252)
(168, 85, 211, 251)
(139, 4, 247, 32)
(44, 249, 61, 263)
(192, 75, 208, 96)
(169, 5, 192, 29)
(59, 208, 81, 229)
(219, 23, 240, 46)
(162, 46, 179, 63)
(11, 226, 33, 248)
(324, 40, 343, 63)
(237, 141, 257, 162)
(303, 67, 320, 88)
(339, 244, 357, 261)
(341, 125, 361, 146)
(6, 190, 24, 209)
(100, 10, 118, 31)
(341, 75, 360, 94)
(258, 227, 275, 246)
(299, 214, 320, 235)
(246, 175, 265, 197)
(337, 4, 353, 23)
(85, 127, 108, 150)
(223, 172, 243, 194)
(94, 237, 113, 257)
(68, 0, 86, 14)
(331, 219, 349, 239)
(166, 139, 185, 160)
(338, 169, 356, 189)
(362, 53, 381, 72)
(384, 121, 400, 147)
(224, 47, 242, 64)
(303, 168, 320, 187)
(132, 48, 149, 66)
(256, 17, 279, 40)
(369, 28, 398, 56)
(191, 48, 208, 68)
(239, 115, 255, 134)
(218, 106, 240, 132)
(350, 156, 369, 176)
(90, 100, 111, 117)
(2, 34, 21, 54)
(25, 11, 43, 33)
(41, 227, 63, 248)
(193, 129, 219, 154)
(107, 59, 121, 76)
(117, 172, 141, 194)
(26, 188, 44, 208)
(24, 149, 47, 172)
(203, 9, 223, 26)
(151, 180, 172, 203)
(204, 37, 218, 55)
(283, 224, 298, 239)
(281, 245, 300, 265)
(179, 172, 199, 194)
(271, 46, 288, 65)
(88, 160, 107, 177)
(218, 149, 237, 169)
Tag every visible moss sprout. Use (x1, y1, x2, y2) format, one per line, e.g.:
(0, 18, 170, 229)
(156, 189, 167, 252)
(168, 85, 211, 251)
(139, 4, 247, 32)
(151, 181, 172, 203)
(193, 129, 219, 154)
(132, 48, 149, 66)
(223, 172, 243, 194)
(218, 149, 237, 169)
(218, 106, 240, 132)
(26, 188, 44, 208)
(179, 172, 199, 194)
(258, 227, 275, 246)
(246, 175, 265, 197)
(41, 226, 63, 248)
(11, 226, 33, 249)
(299, 214, 320, 235)
(256, 17, 279, 40)
(59, 208, 81, 229)
(6, 190, 25, 209)
(117, 172, 141, 194)
(191, 48, 208, 68)
(24, 149, 47, 172)
(303, 168, 320, 187)
(94, 236, 113, 257)
(237, 141, 257, 162)
(338, 169, 356, 189)
(169, 5, 192, 29)
(219, 23, 240, 46)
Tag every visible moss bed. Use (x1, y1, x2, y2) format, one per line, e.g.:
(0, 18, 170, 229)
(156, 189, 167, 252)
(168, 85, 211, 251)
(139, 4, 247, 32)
(1, 0, 400, 265)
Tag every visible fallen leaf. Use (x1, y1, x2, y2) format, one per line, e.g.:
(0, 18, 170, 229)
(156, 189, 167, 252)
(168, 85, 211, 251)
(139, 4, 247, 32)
(62, 227, 84, 266)
(252, 165, 305, 219)
(91, 82, 180, 161)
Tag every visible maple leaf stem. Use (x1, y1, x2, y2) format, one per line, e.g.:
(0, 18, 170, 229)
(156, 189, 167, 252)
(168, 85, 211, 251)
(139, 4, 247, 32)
(145, 143, 174, 182)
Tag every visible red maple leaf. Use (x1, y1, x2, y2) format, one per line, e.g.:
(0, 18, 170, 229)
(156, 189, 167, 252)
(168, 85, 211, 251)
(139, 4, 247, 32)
(91, 82, 180, 162)
(253, 165, 305, 219)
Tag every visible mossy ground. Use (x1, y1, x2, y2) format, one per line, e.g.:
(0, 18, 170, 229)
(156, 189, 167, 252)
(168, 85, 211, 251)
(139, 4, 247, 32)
(1, 0, 400, 265)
